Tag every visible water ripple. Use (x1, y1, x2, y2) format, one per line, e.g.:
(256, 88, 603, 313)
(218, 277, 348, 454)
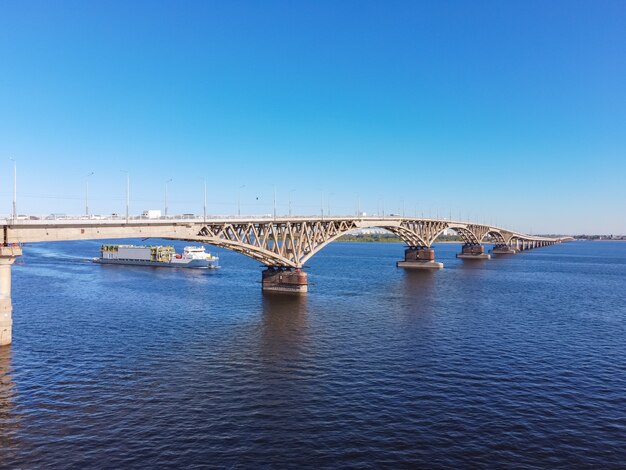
(1, 240, 625, 467)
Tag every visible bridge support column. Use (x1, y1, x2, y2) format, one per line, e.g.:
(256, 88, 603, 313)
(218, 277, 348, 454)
(0, 246, 22, 347)
(262, 267, 308, 294)
(397, 247, 443, 269)
(491, 244, 517, 255)
(457, 243, 490, 260)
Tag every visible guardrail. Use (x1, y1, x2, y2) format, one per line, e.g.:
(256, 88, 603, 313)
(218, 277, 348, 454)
(1, 214, 364, 225)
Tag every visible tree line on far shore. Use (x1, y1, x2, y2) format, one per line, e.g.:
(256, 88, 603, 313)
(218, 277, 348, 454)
(338, 233, 463, 243)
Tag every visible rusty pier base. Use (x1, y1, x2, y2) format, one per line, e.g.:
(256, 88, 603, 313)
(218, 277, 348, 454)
(456, 244, 491, 260)
(262, 267, 308, 294)
(491, 244, 517, 255)
(397, 247, 443, 269)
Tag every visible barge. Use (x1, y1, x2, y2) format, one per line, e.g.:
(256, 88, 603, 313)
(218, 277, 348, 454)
(94, 244, 219, 269)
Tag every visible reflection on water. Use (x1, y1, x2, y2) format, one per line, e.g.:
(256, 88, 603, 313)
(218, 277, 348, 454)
(0, 347, 19, 458)
(455, 257, 491, 273)
(400, 269, 436, 299)
(393, 269, 437, 321)
(260, 294, 310, 362)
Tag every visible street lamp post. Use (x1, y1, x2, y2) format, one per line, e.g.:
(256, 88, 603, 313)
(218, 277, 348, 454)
(121, 170, 129, 223)
(273, 186, 277, 220)
(164, 178, 172, 217)
(9, 158, 16, 224)
(85, 172, 94, 217)
(203, 179, 207, 223)
(237, 185, 245, 217)
(288, 189, 296, 217)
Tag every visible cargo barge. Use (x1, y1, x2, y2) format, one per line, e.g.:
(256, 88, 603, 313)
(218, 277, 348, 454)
(94, 244, 219, 269)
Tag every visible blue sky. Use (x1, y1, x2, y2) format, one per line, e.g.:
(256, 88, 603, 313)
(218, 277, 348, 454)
(1, 1, 625, 234)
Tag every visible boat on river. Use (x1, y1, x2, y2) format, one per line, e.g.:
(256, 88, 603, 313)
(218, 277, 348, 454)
(93, 244, 219, 269)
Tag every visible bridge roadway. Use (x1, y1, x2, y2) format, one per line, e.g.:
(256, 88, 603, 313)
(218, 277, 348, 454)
(1, 216, 567, 345)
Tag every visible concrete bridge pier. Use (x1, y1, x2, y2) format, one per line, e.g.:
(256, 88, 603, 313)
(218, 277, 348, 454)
(491, 244, 517, 255)
(397, 247, 443, 269)
(0, 246, 22, 346)
(457, 243, 490, 260)
(262, 267, 308, 294)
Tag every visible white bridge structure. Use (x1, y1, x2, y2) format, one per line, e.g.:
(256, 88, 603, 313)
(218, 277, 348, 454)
(1, 216, 569, 345)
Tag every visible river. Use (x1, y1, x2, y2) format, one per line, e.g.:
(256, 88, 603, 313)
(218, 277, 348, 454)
(1, 240, 625, 467)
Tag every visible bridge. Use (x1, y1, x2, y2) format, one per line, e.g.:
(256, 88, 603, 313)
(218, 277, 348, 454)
(1, 216, 568, 345)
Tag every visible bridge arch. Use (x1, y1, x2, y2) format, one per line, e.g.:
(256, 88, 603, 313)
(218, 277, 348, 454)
(162, 218, 559, 269)
(298, 224, 433, 265)
(431, 224, 481, 245)
(383, 226, 429, 248)
(480, 229, 506, 244)
(177, 220, 437, 268)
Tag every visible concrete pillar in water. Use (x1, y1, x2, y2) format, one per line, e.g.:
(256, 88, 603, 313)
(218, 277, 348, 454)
(456, 243, 490, 260)
(491, 244, 517, 255)
(397, 247, 443, 269)
(262, 267, 308, 294)
(0, 246, 22, 347)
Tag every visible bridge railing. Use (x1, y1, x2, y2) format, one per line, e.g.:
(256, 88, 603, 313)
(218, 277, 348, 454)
(0, 214, 453, 225)
(0, 214, 294, 224)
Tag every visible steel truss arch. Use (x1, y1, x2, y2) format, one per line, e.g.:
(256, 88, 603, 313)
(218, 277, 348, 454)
(156, 217, 563, 268)
(481, 230, 507, 244)
(430, 224, 481, 245)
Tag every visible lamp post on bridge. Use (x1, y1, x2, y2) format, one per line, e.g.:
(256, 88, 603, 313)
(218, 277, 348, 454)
(288, 189, 296, 217)
(9, 158, 16, 224)
(85, 172, 94, 217)
(164, 178, 172, 218)
(121, 170, 130, 223)
(237, 185, 245, 217)
(203, 178, 207, 223)
(273, 185, 277, 220)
